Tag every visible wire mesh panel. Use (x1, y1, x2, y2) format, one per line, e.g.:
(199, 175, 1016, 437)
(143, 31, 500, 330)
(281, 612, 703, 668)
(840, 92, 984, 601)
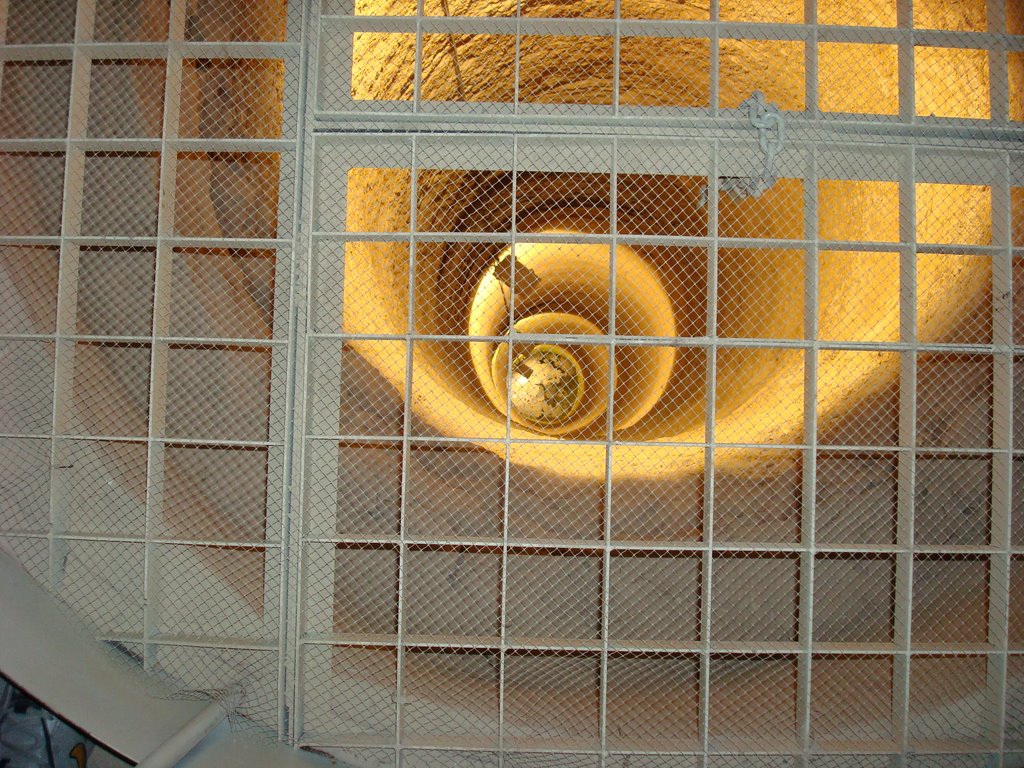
(0, 0, 304, 746)
(2, 0, 1024, 766)
(303, 115, 1021, 764)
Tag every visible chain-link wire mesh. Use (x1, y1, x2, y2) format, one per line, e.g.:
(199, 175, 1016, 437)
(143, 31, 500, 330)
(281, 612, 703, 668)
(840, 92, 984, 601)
(0, 0, 300, 752)
(2, 0, 1024, 766)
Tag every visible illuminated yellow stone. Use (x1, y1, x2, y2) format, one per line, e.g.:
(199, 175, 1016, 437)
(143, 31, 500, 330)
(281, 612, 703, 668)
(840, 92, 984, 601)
(339, 7, 1009, 479)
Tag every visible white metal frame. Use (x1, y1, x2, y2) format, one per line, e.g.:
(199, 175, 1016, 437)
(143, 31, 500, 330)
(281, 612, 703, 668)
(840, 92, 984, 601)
(1, 0, 1023, 765)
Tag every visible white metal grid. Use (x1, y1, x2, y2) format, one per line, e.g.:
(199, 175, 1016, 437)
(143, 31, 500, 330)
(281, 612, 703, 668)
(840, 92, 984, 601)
(0, 0, 304, 739)
(1, 0, 1024, 766)
(303, 126, 1023, 764)
(315, 1, 1024, 128)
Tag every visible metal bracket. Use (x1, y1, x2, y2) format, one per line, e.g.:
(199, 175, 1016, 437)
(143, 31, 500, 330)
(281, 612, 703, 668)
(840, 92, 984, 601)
(700, 91, 786, 206)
